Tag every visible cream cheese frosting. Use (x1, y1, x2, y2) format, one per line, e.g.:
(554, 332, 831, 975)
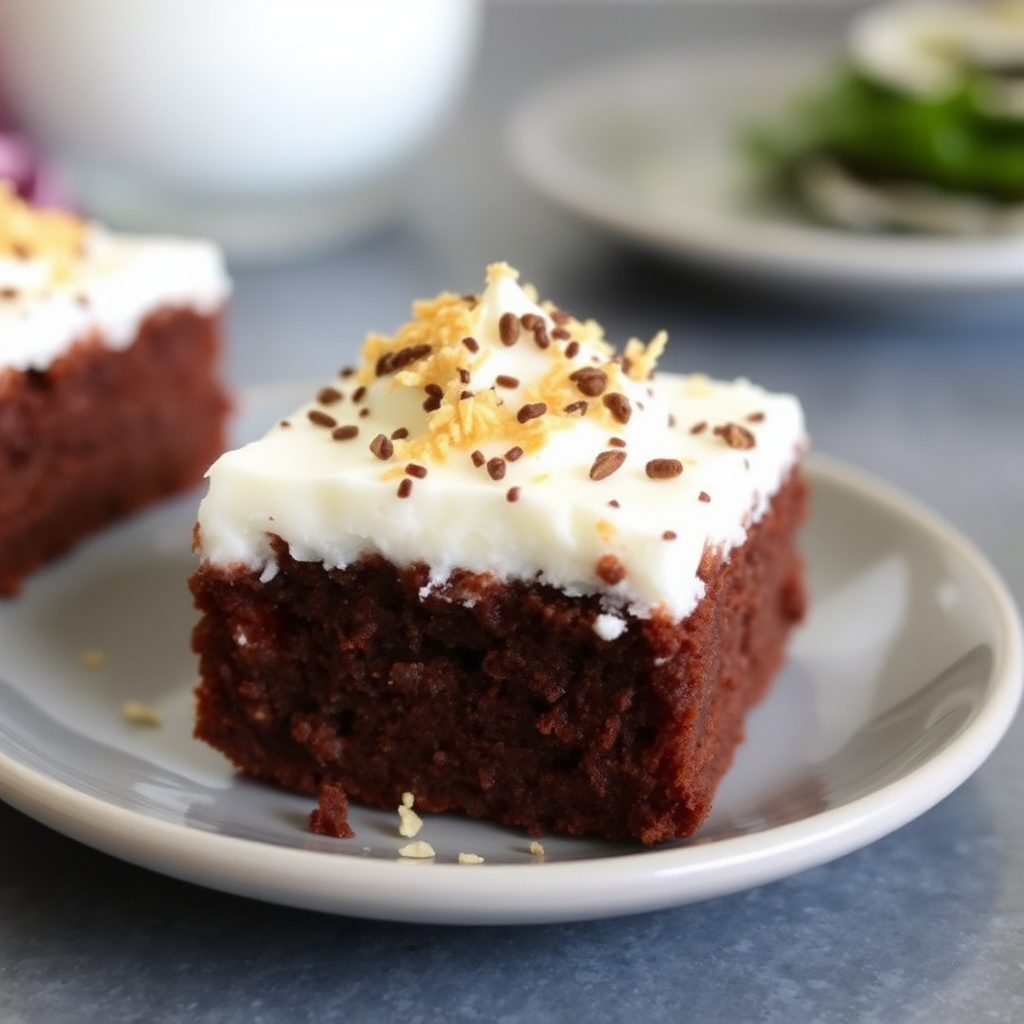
(196, 263, 806, 621)
(0, 183, 230, 373)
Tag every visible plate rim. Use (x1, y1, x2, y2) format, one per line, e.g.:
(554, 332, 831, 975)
(507, 46, 1024, 291)
(0, 453, 1020, 925)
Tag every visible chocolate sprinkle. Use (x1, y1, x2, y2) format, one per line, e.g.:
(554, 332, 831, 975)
(331, 425, 359, 441)
(699, 491, 711, 502)
(406, 463, 428, 479)
(608, 437, 626, 448)
(517, 402, 547, 424)
(352, 385, 367, 403)
(596, 554, 627, 586)
(568, 367, 608, 397)
(498, 312, 520, 346)
(376, 343, 432, 377)
(495, 374, 520, 389)
(317, 387, 342, 405)
(397, 478, 413, 499)
(307, 409, 337, 428)
(369, 434, 394, 460)
(487, 457, 506, 481)
(689, 421, 707, 435)
(462, 336, 479, 353)
(589, 450, 626, 481)
(746, 411, 766, 423)
(714, 422, 757, 449)
(471, 450, 486, 468)
(563, 400, 588, 416)
(358, 407, 371, 418)
(506, 486, 521, 503)
(458, 367, 471, 384)
(663, 531, 677, 541)
(423, 383, 444, 412)
(564, 340, 580, 359)
(391, 427, 410, 440)
(506, 446, 524, 462)
(603, 392, 632, 425)
(645, 458, 683, 480)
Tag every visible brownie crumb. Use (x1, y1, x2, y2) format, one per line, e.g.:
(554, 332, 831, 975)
(398, 840, 436, 859)
(699, 491, 712, 503)
(309, 782, 356, 838)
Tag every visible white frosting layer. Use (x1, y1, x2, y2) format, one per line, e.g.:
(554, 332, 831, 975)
(0, 225, 230, 373)
(196, 266, 805, 622)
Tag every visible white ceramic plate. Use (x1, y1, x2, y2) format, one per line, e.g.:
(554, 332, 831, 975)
(508, 48, 1024, 292)
(0, 386, 1020, 925)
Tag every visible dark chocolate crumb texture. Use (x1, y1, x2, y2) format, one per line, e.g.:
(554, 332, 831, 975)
(0, 183, 230, 595)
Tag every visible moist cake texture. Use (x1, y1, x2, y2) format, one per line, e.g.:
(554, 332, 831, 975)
(0, 183, 230, 594)
(191, 264, 807, 844)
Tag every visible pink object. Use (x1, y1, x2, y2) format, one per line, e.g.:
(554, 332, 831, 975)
(0, 118, 72, 209)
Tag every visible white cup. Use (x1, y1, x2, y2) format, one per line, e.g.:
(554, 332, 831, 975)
(0, 0, 481, 260)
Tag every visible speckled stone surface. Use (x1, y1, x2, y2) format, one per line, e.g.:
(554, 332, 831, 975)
(2, 4, 1023, 1022)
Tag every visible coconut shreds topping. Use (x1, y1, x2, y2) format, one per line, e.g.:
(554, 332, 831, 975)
(398, 840, 435, 859)
(344, 263, 668, 472)
(0, 183, 85, 287)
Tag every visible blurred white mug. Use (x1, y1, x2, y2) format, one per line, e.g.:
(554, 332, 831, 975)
(0, 0, 480, 259)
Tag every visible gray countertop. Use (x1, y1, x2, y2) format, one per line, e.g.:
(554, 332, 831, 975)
(3, 3, 1023, 1022)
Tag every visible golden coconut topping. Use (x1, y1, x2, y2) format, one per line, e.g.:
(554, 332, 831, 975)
(0, 182, 85, 286)
(355, 262, 668, 469)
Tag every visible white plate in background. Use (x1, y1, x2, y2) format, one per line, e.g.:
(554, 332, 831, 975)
(508, 49, 1024, 292)
(0, 386, 1020, 925)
